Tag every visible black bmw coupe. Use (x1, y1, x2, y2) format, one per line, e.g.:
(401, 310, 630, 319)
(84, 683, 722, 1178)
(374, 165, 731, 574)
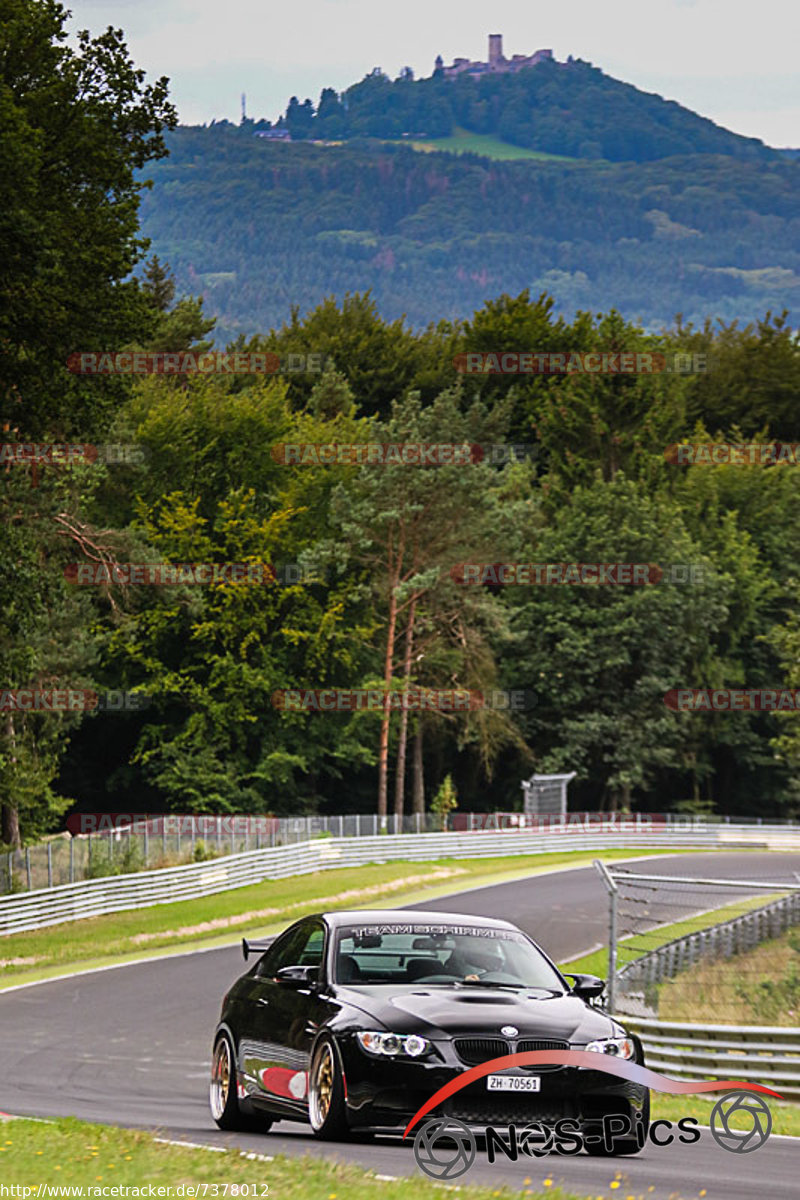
(210, 909, 649, 1153)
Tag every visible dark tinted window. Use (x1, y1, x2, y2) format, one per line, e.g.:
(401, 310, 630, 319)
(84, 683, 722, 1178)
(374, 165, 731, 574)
(334, 922, 564, 988)
(257, 922, 325, 977)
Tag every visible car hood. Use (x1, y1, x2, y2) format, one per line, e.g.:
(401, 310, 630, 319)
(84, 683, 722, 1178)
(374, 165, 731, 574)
(336, 984, 617, 1043)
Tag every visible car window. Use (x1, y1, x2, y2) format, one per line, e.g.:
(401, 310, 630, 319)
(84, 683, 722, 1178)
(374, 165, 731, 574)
(257, 922, 325, 977)
(297, 926, 325, 967)
(334, 922, 565, 989)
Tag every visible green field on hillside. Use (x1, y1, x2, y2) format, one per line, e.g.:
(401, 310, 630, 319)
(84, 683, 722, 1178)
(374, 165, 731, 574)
(401, 127, 580, 161)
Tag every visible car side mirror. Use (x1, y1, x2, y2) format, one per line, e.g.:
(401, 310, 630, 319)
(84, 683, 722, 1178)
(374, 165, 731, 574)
(565, 973, 605, 1000)
(275, 964, 319, 987)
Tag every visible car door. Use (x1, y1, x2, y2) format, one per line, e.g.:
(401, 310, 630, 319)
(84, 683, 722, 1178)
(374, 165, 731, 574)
(244, 920, 330, 1114)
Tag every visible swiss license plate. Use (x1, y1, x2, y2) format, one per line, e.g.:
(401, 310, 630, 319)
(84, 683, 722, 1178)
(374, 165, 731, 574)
(486, 1074, 541, 1092)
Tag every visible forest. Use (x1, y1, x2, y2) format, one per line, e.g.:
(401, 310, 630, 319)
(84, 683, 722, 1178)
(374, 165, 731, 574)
(2, 0, 799, 848)
(137, 127, 800, 341)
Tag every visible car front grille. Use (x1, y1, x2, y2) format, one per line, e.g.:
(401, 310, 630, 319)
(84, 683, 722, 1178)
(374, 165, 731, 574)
(453, 1037, 569, 1071)
(516, 1039, 569, 1072)
(453, 1037, 509, 1065)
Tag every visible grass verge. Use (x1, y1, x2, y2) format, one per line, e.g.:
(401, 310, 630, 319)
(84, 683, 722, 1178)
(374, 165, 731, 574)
(0, 1115, 577, 1198)
(650, 1092, 800, 1137)
(0, 849, 697, 991)
(657, 927, 800, 1025)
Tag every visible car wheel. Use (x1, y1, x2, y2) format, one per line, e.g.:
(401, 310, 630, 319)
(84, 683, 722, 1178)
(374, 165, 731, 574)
(210, 1033, 273, 1132)
(308, 1036, 349, 1140)
(584, 1093, 650, 1156)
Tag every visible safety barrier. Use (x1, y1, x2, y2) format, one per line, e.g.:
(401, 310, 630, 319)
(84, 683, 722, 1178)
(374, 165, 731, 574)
(1, 821, 798, 937)
(624, 1016, 800, 1102)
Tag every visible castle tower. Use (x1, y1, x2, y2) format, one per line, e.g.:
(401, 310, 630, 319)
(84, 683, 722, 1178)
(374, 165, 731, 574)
(488, 34, 503, 66)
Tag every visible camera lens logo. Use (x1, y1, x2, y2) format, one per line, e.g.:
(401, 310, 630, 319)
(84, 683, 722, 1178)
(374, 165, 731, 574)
(413, 1116, 476, 1179)
(710, 1091, 772, 1153)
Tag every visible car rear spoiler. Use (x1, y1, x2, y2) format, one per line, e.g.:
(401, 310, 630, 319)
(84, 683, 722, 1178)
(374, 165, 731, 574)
(242, 937, 273, 961)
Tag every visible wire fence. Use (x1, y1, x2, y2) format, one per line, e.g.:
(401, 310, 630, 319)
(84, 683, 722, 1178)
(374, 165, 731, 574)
(3, 821, 800, 936)
(596, 864, 800, 1024)
(0, 813, 444, 894)
(4, 811, 798, 896)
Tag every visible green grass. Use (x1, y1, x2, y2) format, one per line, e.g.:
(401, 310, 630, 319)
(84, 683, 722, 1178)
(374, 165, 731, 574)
(650, 1092, 800, 1137)
(656, 927, 800, 1025)
(399, 127, 580, 162)
(0, 848, 697, 990)
(0, 1115, 585, 1197)
(1, 1108, 796, 1199)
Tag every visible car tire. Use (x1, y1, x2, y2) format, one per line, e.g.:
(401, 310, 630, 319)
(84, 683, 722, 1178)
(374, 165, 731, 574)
(308, 1035, 349, 1140)
(584, 1092, 650, 1156)
(210, 1032, 273, 1133)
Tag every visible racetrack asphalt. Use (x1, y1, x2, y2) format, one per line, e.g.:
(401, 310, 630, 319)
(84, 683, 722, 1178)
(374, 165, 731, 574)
(1, 851, 798, 1198)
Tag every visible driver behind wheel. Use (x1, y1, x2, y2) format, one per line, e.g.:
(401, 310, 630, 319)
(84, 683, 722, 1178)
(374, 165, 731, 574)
(444, 939, 505, 979)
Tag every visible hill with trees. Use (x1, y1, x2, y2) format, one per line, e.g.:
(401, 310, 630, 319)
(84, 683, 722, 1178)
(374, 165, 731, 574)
(137, 127, 800, 341)
(275, 57, 774, 164)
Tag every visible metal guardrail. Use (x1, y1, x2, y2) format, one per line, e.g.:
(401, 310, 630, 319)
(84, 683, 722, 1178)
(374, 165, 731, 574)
(7, 810, 799, 895)
(624, 1016, 800, 1101)
(2, 821, 800, 937)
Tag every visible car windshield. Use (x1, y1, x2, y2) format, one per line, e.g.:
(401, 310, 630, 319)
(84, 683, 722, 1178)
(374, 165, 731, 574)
(334, 921, 566, 989)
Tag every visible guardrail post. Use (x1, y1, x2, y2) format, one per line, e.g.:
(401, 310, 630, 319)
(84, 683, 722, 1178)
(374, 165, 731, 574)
(69, 837, 74, 883)
(25, 847, 31, 891)
(47, 842, 53, 888)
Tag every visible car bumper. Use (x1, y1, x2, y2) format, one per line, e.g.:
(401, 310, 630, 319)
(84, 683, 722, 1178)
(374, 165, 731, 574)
(338, 1037, 647, 1132)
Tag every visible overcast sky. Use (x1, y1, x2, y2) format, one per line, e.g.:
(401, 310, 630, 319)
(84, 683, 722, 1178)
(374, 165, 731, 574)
(67, 0, 799, 147)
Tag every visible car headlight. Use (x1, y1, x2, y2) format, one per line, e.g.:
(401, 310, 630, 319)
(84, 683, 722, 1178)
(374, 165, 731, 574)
(356, 1031, 430, 1058)
(585, 1037, 635, 1059)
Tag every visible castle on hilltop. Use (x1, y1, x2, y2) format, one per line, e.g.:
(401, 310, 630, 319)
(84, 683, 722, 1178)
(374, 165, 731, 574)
(434, 33, 554, 79)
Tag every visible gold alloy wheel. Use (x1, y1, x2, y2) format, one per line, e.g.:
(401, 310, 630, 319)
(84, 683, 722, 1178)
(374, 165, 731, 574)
(210, 1037, 231, 1120)
(309, 1042, 335, 1130)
